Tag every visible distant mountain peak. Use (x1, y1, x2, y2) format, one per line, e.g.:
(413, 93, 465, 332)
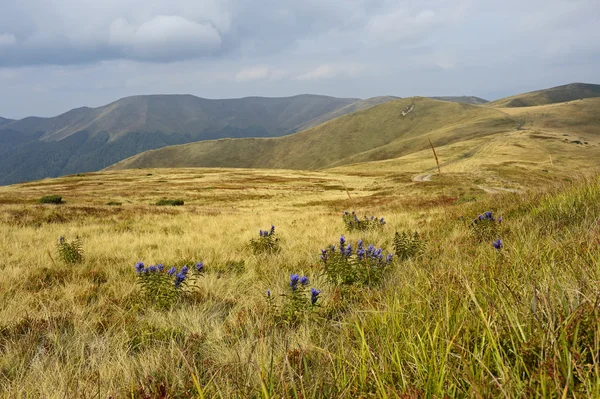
(488, 82, 600, 107)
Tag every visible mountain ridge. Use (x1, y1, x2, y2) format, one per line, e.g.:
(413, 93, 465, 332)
(0, 117, 13, 127)
(0, 94, 362, 185)
(109, 97, 517, 171)
(487, 83, 600, 107)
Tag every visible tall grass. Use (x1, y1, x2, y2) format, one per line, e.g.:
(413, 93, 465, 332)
(1, 177, 600, 397)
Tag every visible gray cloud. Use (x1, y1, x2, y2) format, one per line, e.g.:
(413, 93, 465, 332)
(0, 0, 599, 118)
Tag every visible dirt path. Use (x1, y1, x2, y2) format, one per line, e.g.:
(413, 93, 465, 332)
(477, 185, 523, 194)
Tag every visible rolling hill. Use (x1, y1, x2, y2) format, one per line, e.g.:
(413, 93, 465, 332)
(487, 83, 600, 107)
(296, 96, 399, 131)
(334, 97, 600, 182)
(0, 94, 362, 185)
(430, 96, 488, 105)
(109, 97, 517, 171)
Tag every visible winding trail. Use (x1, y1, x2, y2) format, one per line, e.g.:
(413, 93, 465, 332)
(477, 185, 523, 194)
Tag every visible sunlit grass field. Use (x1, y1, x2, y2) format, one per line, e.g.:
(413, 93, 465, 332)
(2, 165, 600, 398)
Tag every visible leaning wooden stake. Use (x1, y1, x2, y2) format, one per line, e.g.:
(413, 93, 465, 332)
(428, 139, 445, 198)
(341, 181, 356, 209)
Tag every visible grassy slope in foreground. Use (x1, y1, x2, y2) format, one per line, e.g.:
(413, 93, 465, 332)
(109, 97, 516, 171)
(2, 166, 600, 396)
(487, 82, 600, 107)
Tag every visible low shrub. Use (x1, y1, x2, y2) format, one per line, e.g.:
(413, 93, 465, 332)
(155, 199, 184, 206)
(57, 236, 84, 264)
(39, 195, 63, 204)
(393, 231, 426, 260)
(250, 225, 280, 254)
(342, 211, 386, 231)
(266, 273, 321, 325)
(134, 261, 205, 308)
(470, 211, 503, 241)
(320, 236, 393, 286)
(106, 201, 122, 206)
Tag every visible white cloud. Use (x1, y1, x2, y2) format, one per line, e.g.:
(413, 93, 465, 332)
(0, 33, 17, 47)
(109, 16, 222, 60)
(296, 65, 336, 80)
(296, 64, 364, 81)
(235, 65, 270, 82)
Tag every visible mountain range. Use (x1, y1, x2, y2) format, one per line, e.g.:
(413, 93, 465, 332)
(0, 94, 359, 185)
(109, 83, 600, 173)
(1, 82, 599, 185)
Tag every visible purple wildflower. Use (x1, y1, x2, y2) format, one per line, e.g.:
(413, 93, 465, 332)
(310, 288, 321, 305)
(174, 272, 186, 288)
(339, 236, 346, 251)
(167, 266, 176, 276)
(290, 274, 300, 290)
(300, 275, 309, 286)
(135, 262, 145, 273)
(493, 239, 503, 250)
(195, 262, 204, 272)
(344, 244, 352, 257)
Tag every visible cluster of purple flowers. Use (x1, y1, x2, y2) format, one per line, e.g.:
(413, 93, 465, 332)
(321, 236, 393, 265)
(259, 225, 276, 237)
(135, 261, 205, 288)
(289, 273, 310, 291)
(288, 273, 321, 305)
(343, 211, 386, 231)
(473, 211, 503, 224)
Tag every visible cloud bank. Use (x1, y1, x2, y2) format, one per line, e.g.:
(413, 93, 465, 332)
(0, 0, 599, 118)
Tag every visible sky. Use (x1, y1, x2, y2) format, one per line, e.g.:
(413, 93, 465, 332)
(0, 0, 599, 119)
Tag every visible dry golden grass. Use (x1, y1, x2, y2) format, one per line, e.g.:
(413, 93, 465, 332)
(3, 95, 600, 396)
(0, 167, 433, 397)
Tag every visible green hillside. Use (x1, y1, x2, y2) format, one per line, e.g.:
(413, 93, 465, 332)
(109, 97, 517, 171)
(487, 82, 600, 107)
(430, 96, 488, 105)
(296, 96, 399, 131)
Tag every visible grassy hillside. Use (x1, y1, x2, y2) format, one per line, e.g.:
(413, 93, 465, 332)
(331, 97, 600, 185)
(3, 165, 600, 396)
(296, 96, 399, 131)
(110, 97, 517, 171)
(488, 82, 600, 107)
(430, 95, 488, 105)
(0, 95, 359, 185)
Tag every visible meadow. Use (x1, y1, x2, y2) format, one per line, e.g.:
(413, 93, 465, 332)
(1, 164, 600, 398)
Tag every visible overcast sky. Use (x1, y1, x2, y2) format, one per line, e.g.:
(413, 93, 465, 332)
(1, 0, 599, 119)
